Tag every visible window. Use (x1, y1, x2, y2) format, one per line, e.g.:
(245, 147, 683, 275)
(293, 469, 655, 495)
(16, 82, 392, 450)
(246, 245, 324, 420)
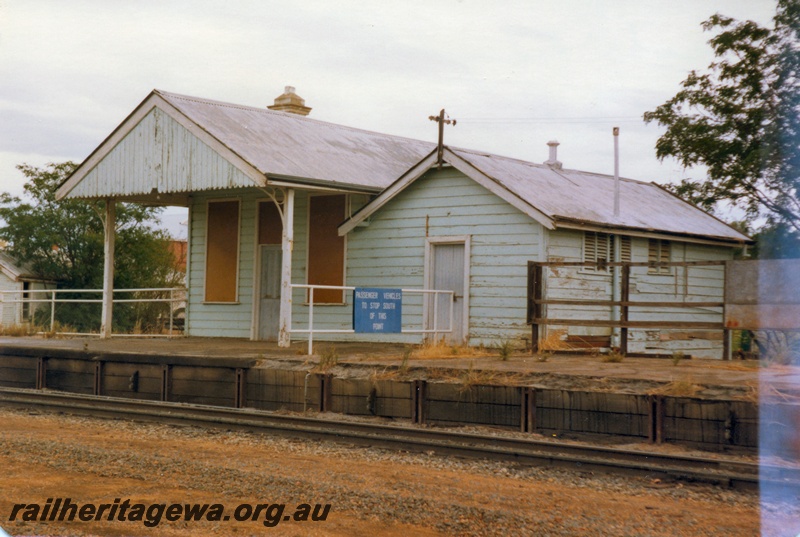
(648, 239, 671, 274)
(204, 200, 240, 302)
(584, 232, 610, 269)
(584, 233, 630, 271)
(618, 236, 632, 263)
(258, 201, 282, 245)
(307, 195, 346, 303)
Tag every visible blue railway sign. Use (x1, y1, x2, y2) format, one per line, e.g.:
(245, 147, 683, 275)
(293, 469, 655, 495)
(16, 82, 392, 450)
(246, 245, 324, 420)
(353, 288, 402, 333)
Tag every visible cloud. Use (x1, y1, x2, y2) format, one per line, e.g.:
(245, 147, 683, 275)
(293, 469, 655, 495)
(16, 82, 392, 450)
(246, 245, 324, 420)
(0, 0, 777, 200)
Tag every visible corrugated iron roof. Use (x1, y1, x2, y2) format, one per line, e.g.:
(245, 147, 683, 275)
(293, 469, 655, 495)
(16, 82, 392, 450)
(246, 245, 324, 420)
(157, 90, 435, 191)
(61, 90, 748, 243)
(449, 148, 749, 243)
(0, 251, 55, 282)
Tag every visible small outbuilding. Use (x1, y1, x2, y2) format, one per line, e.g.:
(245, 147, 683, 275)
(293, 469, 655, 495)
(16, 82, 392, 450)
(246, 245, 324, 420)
(0, 251, 57, 327)
(56, 88, 750, 357)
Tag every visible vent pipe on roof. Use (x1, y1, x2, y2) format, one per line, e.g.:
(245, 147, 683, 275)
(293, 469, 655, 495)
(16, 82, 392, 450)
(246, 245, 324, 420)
(613, 127, 620, 217)
(268, 86, 312, 116)
(544, 140, 562, 169)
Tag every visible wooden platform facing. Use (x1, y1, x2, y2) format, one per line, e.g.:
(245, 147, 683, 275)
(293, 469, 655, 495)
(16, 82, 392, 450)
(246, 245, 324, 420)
(1, 336, 798, 454)
(0, 336, 795, 393)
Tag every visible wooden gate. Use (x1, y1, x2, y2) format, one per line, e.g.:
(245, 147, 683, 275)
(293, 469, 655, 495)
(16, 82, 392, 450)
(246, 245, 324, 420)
(527, 259, 729, 357)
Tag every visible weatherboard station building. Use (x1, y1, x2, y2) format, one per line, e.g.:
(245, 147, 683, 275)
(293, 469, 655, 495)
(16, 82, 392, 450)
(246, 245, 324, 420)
(55, 87, 750, 357)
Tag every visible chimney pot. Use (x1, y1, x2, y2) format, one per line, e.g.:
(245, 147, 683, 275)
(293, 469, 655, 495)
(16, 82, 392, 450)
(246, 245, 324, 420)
(544, 140, 562, 169)
(268, 86, 312, 116)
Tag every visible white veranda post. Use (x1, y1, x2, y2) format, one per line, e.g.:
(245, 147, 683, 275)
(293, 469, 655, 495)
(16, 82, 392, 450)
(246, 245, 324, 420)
(278, 188, 295, 347)
(100, 199, 116, 338)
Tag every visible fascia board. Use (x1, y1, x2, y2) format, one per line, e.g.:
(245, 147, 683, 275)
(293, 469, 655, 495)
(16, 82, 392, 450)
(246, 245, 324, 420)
(555, 220, 747, 247)
(338, 150, 439, 236)
(444, 149, 555, 230)
(56, 92, 266, 200)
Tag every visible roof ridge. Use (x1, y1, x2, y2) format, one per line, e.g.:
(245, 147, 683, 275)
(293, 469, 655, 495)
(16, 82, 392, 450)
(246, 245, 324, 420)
(155, 89, 436, 148)
(449, 146, 652, 186)
(156, 90, 659, 189)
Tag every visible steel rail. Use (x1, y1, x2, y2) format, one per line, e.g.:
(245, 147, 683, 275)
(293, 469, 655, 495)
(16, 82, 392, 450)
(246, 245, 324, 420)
(0, 388, 793, 492)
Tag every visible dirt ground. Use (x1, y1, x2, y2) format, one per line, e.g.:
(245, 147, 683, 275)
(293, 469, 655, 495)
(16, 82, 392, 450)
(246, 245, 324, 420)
(1, 408, 795, 537)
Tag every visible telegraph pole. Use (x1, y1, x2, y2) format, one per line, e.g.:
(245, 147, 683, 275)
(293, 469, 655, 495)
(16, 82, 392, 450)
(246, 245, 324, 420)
(428, 109, 456, 167)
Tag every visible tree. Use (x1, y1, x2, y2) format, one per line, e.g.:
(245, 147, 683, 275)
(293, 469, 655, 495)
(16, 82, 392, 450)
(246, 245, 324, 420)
(644, 0, 800, 244)
(0, 162, 183, 332)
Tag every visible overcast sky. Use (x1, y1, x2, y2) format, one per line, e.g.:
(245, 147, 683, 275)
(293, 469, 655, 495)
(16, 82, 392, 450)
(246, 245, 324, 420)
(0, 1, 777, 237)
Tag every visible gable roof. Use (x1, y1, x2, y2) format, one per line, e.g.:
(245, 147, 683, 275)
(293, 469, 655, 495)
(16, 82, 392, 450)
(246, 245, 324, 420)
(340, 147, 751, 245)
(0, 251, 56, 283)
(57, 90, 435, 200)
(57, 89, 749, 244)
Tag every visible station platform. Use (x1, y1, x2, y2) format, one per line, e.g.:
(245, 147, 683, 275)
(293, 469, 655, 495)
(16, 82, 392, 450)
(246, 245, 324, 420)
(1, 336, 797, 399)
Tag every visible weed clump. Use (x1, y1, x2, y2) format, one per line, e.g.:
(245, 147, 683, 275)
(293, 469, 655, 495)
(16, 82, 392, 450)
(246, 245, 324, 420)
(316, 346, 339, 371)
(671, 350, 686, 366)
(601, 349, 625, 363)
(495, 339, 515, 361)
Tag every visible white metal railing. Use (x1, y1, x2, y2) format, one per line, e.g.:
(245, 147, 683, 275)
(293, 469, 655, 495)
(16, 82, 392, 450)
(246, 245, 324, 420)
(0, 288, 185, 338)
(290, 284, 454, 355)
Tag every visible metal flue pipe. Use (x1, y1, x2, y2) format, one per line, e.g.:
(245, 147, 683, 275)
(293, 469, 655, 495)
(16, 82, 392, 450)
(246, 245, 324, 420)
(613, 127, 620, 217)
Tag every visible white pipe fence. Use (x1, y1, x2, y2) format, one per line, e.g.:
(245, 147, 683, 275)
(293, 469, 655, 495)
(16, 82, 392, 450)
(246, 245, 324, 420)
(290, 284, 454, 355)
(2, 284, 451, 347)
(0, 288, 185, 338)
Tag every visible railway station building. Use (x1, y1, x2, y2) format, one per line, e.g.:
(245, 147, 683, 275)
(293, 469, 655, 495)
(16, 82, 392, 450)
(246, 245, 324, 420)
(55, 88, 750, 357)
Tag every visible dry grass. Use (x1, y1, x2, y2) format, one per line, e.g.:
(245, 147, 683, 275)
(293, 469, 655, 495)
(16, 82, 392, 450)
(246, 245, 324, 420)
(760, 385, 800, 403)
(368, 367, 402, 382)
(538, 329, 569, 351)
(312, 345, 339, 372)
(411, 339, 492, 360)
(457, 364, 497, 390)
(41, 321, 75, 339)
(705, 361, 763, 371)
(0, 324, 38, 337)
(649, 379, 703, 397)
(742, 382, 759, 404)
(601, 349, 625, 363)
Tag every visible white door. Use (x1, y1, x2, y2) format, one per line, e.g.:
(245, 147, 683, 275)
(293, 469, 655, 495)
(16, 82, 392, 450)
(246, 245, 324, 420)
(428, 242, 467, 344)
(258, 245, 282, 340)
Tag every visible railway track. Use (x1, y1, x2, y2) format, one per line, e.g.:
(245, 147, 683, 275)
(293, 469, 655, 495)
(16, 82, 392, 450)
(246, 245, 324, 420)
(0, 387, 794, 492)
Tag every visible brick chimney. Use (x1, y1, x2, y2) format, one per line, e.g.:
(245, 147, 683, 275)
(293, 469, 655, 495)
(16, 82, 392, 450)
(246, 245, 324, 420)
(544, 140, 562, 169)
(268, 86, 311, 116)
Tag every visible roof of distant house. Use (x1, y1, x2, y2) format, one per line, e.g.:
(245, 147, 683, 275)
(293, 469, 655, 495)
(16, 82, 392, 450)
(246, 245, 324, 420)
(0, 251, 56, 283)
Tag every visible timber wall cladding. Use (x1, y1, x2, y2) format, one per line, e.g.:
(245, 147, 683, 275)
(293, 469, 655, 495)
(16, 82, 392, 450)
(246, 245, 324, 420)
(44, 357, 95, 395)
(661, 397, 758, 449)
(0, 354, 38, 389)
(536, 390, 651, 438)
(169, 365, 238, 407)
(101, 362, 163, 401)
(0, 350, 771, 450)
(329, 378, 413, 419)
(246, 369, 321, 412)
(425, 383, 521, 427)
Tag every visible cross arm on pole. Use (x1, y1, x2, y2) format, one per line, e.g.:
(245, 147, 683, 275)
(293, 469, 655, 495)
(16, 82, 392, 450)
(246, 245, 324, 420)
(428, 109, 456, 167)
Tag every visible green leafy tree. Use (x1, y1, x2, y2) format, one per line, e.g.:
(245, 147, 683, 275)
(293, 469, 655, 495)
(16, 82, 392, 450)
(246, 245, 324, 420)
(0, 162, 184, 332)
(644, 0, 800, 246)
